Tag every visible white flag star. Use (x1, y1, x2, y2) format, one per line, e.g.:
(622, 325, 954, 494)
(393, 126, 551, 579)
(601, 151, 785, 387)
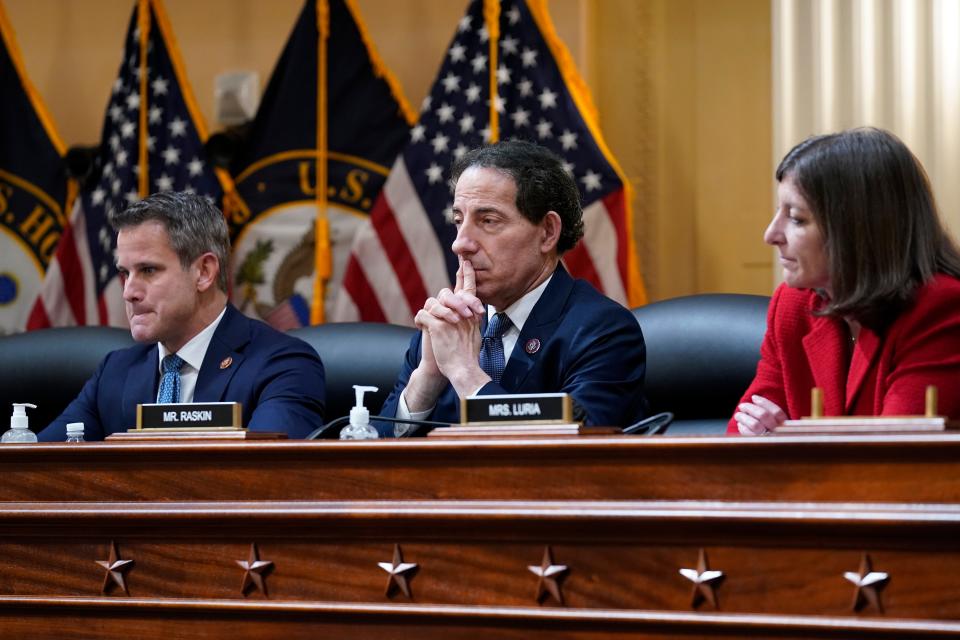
(465, 84, 482, 104)
(410, 124, 426, 142)
(459, 113, 475, 133)
(507, 6, 521, 24)
(441, 72, 461, 93)
(168, 118, 187, 137)
(471, 54, 487, 74)
(501, 36, 519, 55)
(581, 170, 602, 192)
(458, 15, 472, 32)
(521, 48, 538, 68)
(496, 65, 512, 85)
(120, 121, 136, 138)
(449, 43, 466, 63)
(148, 106, 162, 124)
(478, 26, 489, 42)
(156, 173, 174, 191)
(536, 119, 553, 139)
(188, 157, 204, 176)
(125, 93, 140, 110)
(151, 76, 169, 95)
(431, 133, 450, 154)
(518, 79, 533, 98)
(560, 129, 578, 150)
(425, 163, 443, 184)
(539, 88, 558, 109)
(510, 108, 530, 127)
(161, 145, 181, 165)
(437, 103, 455, 123)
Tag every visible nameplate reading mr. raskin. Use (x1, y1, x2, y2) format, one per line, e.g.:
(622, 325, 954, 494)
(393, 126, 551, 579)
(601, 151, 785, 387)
(461, 393, 573, 425)
(137, 402, 242, 430)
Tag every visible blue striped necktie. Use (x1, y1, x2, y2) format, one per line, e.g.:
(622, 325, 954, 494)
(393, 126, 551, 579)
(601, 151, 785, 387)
(157, 354, 185, 403)
(478, 312, 512, 383)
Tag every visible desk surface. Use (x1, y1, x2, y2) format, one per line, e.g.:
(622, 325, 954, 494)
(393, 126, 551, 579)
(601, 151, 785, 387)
(0, 434, 958, 639)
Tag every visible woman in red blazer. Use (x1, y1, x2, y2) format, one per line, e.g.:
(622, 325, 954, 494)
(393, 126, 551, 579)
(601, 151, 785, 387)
(730, 128, 960, 435)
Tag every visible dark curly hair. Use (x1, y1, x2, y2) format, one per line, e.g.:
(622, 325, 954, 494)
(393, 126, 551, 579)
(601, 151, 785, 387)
(450, 139, 584, 254)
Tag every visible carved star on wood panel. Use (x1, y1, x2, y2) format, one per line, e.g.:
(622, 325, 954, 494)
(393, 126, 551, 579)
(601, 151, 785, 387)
(236, 543, 274, 597)
(843, 553, 890, 613)
(378, 544, 418, 599)
(96, 541, 134, 595)
(679, 548, 724, 609)
(527, 546, 569, 605)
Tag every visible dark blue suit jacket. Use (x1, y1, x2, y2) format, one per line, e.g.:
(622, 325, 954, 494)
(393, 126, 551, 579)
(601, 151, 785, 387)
(38, 305, 325, 441)
(379, 266, 647, 434)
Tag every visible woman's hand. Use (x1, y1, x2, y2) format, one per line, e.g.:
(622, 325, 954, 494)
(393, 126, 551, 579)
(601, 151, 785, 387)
(734, 395, 787, 435)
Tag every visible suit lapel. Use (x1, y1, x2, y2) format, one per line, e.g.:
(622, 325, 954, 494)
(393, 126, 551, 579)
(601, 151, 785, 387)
(500, 266, 574, 391)
(800, 315, 847, 416)
(845, 327, 882, 412)
(122, 346, 159, 427)
(195, 305, 248, 402)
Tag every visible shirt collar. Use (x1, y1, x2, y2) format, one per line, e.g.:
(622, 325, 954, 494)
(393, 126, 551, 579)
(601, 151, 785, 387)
(158, 306, 227, 372)
(488, 273, 553, 333)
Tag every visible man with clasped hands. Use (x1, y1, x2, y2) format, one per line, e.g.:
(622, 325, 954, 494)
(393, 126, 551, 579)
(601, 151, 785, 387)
(38, 191, 325, 441)
(379, 140, 647, 435)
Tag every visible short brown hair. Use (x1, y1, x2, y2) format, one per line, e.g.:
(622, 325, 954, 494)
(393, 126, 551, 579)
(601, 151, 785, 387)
(776, 127, 960, 329)
(110, 191, 231, 293)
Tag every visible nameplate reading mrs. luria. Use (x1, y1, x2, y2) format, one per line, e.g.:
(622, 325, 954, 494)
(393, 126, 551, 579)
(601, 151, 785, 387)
(137, 402, 242, 430)
(461, 393, 573, 425)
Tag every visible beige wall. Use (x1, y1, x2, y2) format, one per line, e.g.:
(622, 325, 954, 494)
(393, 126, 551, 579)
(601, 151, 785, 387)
(4, 0, 773, 299)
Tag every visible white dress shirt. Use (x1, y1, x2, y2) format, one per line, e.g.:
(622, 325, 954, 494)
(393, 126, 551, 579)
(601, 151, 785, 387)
(398, 274, 554, 421)
(156, 306, 227, 403)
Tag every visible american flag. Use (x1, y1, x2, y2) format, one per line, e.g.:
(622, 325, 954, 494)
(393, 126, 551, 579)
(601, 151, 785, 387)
(334, 0, 645, 324)
(27, 0, 224, 329)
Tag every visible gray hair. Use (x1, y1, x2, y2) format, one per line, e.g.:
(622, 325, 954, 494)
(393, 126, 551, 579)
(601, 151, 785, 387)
(110, 191, 230, 292)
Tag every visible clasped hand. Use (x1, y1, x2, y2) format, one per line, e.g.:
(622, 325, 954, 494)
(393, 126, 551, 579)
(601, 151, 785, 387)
(413, 259, 488, 395)
(733, 395, 787, 435)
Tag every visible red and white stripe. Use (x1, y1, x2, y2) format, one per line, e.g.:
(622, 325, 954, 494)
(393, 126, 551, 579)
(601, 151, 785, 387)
(335, 162, 632, 323)
(26, 200, 127, 330)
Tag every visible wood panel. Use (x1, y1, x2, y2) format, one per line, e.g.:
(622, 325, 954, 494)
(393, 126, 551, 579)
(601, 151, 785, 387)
(0, 435, 959, 638)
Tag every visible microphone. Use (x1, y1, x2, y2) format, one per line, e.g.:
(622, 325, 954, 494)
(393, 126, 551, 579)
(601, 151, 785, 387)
(622, 412, 673, 436)
(306, 415, 452, 440)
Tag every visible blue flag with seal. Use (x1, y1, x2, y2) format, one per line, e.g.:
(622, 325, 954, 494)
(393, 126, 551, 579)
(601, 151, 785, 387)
(0, 0, 69, 334)
(227, 0, 413, 327)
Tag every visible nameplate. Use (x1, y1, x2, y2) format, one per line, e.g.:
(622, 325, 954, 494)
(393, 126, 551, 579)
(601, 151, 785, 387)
(460, 393, 573, 426)
(136, 402, 242, 430)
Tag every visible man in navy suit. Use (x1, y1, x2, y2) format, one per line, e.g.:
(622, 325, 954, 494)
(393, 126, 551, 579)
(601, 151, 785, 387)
(380, 140, 646, 435)
(38, 191, 325, 441)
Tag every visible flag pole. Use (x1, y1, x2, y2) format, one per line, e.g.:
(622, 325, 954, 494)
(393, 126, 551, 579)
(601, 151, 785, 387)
(137, 0, 151, 197)
(311, 0, 332, 325)
(484, 0, 500, 143)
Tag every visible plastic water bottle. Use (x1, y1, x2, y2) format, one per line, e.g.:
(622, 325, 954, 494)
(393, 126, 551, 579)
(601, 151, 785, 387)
(65, 422, 85, 443)
(1, 403, 39, 443)
(340, 385, 379, 440)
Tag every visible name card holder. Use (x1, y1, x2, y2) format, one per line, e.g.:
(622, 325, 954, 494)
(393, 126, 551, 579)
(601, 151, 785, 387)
(427, 393, 618, 438)
(105, 402, 287, 441)
(775, 385, 958, 435)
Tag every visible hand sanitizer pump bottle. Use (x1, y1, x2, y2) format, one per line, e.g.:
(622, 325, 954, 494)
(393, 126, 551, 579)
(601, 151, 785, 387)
(2, 403, 39, 443)
(339, 385, 379, 440)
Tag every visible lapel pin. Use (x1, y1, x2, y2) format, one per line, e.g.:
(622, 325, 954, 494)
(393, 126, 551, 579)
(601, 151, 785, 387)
(220, 357, 233, 370)
(525, 338, 541, 355)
